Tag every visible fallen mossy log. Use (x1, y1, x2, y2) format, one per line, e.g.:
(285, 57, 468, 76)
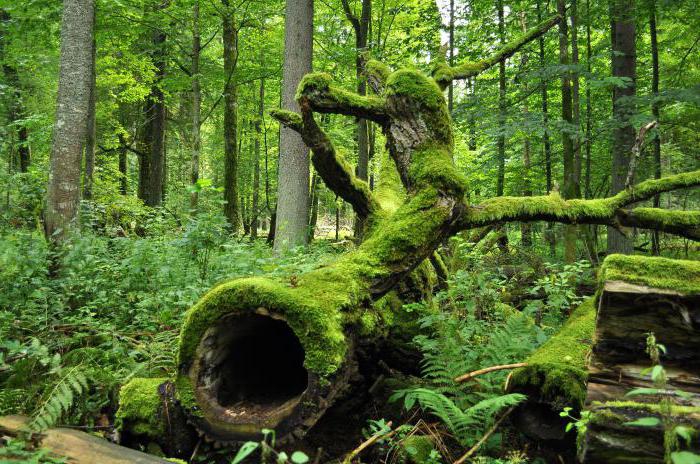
(507, 297, 596, 441)
(115, 15, 700, 449)
(579, 402, 700, 463)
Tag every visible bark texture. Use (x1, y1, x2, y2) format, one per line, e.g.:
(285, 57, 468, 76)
(45, 0, 96, 240)
(607, 0, 636, 254)
(274, 0, 313, 252)
(222, 0, 240, 231)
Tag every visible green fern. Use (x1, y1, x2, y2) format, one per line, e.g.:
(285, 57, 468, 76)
(28, 366, 89, 432)
(391, 387, 526, 446)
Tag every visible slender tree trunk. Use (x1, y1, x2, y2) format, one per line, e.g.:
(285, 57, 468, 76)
(1, 9, 31, 173)
(585, 0, 593, 199)
(341, 0, 371, 237)
(496, 0, 506, 197)
(190, 0, 201, 212)
(83, 14, 97, 201)
(118, 134, 128, 195)
(222, 0, 240, 231)
(538, 0, 555, 256)
(274, 0, 313, 252)
(608, 0, 636, 254)
(45, 0, 95, 240)
(252, 73, 264, 240)
(448, 0, 455, 114)
(559, 0, 578, 262)
(468, 78, 477, 151)
(519, 13, 532, 247)
(140, 3, 167, 208)
(308, 172, 320, 242)
(649, 0, 661, 255)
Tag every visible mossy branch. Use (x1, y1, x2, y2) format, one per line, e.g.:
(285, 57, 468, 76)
(459, 170, 700, 240)
(271, 105, 380, 219)
(432, 15, 561, 89)
(296, 72, 388, 123)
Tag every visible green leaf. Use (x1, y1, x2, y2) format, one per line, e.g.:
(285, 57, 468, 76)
(625, 387, 663, 397)
(674, 426, 696, 446)
(671, 451, 700, 464)
(231, 442, 259, 464)
(624, 417, 660, 427)
(291, 451, 310, 464)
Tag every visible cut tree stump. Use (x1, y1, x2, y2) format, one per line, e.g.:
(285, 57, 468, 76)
(0, 415, 174, 464)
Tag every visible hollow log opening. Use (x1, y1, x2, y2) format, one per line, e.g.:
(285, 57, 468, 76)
(196, 313, 308, 427)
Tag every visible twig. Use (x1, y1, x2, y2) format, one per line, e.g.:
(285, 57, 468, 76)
(453, 407, 516, 464)
(454, 363, 528, 383)
(342, 421, 394, 464)
(625, 120, 659, 189)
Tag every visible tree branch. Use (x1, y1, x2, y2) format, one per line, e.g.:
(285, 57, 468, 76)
(458, 170, 700, 240)
(432, 15, 561, 89)
(270, 103, 380, 219)
(297, 73, 388, 124)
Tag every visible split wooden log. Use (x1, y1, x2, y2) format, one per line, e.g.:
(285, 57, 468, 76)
(0, 415, 174, 464)
(579, 402, 700, 464)
(577, 255, 700, 463)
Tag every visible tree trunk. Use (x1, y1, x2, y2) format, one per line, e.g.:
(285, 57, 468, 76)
(341, 0, 371, 238)
(584, 0, 593, 199)
(559, 0, 579, 262)
(538, 0, 556, 256)
(222, 0, 240, 231)
(118, 134, 128, 195)
(607, 0, 636, 254)
(190, 0, 201, 212)
(447, 0, 455, 114)
(308, 172, 320, 242)
(1, 10, 31, 173)
(45, 0, 95, 240)
(496, 0, 506, 197)
(518, 13, 532, 248)
(140, 4, 167, 208)
(273, 0, 313, 253)
(83, 16, 97, 201)
(649, 0, 661, 255)
(251, 73, 264, 240)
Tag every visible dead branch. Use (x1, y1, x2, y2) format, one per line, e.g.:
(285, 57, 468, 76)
(342, 421, 394, 464)
(625, 120, 659, 189)
(454, 363, 528, 383)
(453, 407, 516, 464)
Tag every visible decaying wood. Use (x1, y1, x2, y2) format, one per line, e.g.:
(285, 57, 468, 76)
(586, 362, 700, 407)
(580, 404, 700, 464)
(594, 281, 700, 367)
(0, 415, 172, 464)
(454, 363, 528, 383)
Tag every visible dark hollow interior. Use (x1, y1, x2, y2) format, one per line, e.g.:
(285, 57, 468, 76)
(214, 314, 308, 407)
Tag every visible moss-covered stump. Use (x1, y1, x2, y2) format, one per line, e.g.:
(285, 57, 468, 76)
(116, 378, 197, 458)
(579, 402, 700, 463)
(508, 297, 596, 442)
(594, 255, 700, 368)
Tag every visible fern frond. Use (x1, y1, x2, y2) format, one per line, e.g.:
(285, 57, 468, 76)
(28, 366, 89, 432)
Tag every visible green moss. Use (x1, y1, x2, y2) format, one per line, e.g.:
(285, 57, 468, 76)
(399, 435, 435, 463)
(178, 276, 348, 377)
(600, 254, 700, 295)
(510, 298, 596, 408)
(296, 72, 385, 114)
(632, 208, 700, 228)
(115, 378, 167, 438)
(364, 59, 391, 83)
(589, 401, 700, 430)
